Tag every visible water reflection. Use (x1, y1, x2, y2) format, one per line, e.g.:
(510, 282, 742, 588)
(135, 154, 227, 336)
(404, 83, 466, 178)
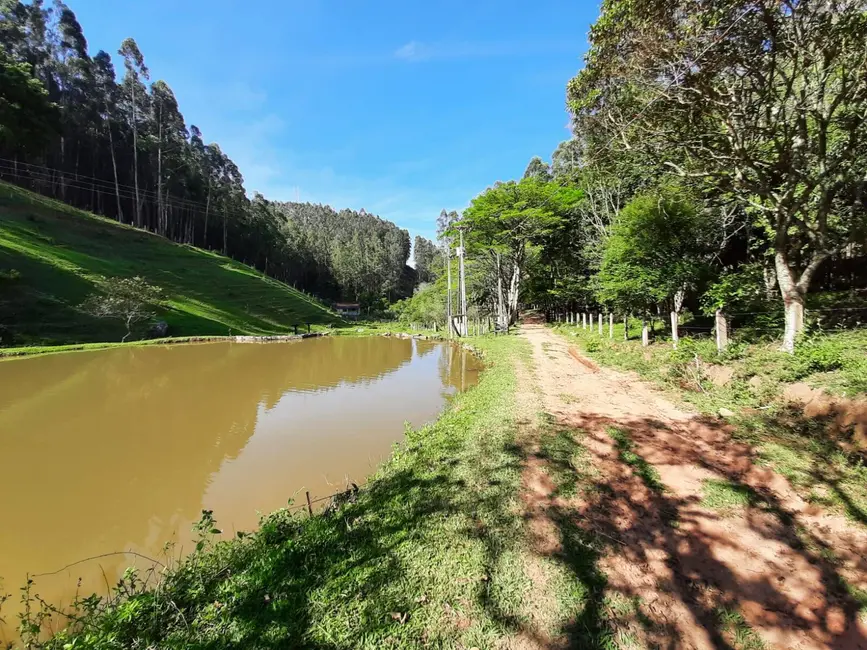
(0, 337, 480, 641)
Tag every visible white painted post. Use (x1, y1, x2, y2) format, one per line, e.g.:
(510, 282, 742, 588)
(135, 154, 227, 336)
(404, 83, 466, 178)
(609, 313, 614, 339)
(598, 313, 603, 335)
(715, 310, 729, 352)
(670, 310, 679, 349)
(582, 313, 587, 329)
(642, 319, 649, 346)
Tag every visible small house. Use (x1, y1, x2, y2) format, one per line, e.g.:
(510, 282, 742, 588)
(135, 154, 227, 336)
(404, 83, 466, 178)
(334, 302, 361, 319)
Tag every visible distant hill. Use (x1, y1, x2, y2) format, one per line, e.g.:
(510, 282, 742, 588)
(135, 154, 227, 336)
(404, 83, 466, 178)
(0, 182, 339, 347)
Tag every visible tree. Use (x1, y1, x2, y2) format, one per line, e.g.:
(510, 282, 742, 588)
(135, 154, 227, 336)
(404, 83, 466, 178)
(81, 276, 163, 342)
(118, 37, 149, 227)
(522, 156, 552, 182)
(413, 236, 438, 284)
(569, 0, 867, 351)
(461, 178, 581, 326)
(596, 187, 717, 343)
(0, 46, 58, 151)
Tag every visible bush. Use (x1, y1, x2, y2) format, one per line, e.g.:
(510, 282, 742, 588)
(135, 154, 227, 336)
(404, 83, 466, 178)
(0, 268, 21, 282)
(789, 335, 845, 378)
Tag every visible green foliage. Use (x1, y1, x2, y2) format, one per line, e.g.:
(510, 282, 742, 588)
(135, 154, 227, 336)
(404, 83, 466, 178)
(597, 187, 714, 313)
(701, 479, 761, 514)
(462, 178, 582, 324)
(701, 263, 775, 315)
(80, 276, 163, 341)
(390, 281, 444, 326)
(0, 45, 59, 150)
(568, 0, 867, 340)
(789, 335, 846, 379)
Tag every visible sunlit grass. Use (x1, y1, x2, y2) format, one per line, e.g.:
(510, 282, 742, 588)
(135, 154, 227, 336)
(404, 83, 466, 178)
(0, 181, 339, 347)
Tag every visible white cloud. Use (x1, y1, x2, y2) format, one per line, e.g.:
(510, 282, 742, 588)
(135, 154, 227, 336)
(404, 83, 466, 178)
(393, 40, 576, 63)
(394, 41, 429, 62)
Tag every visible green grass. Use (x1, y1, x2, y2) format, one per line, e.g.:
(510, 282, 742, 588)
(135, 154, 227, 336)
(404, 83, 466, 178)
(700, 479, 762, 514)
(606, 427, 666, 494)
(716, 607, 766, 650)
(538, 424, 592, 498)
(0, 182, 339, 347)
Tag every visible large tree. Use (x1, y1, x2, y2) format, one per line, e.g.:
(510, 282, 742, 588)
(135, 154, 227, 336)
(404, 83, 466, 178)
(596, 187, 718, 343)
(569, 0, 867, 351)
(460, 178, 581, 326)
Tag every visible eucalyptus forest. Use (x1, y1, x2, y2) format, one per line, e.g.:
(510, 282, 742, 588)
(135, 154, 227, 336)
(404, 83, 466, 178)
(2, 0, 867, 649)
(0, 0, 413, 306)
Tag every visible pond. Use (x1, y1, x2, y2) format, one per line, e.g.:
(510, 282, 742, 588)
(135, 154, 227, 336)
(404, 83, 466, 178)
(0, 336, 480, 641)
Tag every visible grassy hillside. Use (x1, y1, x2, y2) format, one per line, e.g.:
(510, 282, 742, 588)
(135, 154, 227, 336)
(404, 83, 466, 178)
(0, 182, 338, 347)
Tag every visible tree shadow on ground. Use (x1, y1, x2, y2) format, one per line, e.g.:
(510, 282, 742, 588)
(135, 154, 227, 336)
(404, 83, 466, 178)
(530, 409, 867, 650)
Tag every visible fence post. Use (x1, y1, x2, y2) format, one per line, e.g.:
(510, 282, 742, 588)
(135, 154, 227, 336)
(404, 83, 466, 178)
(715, 309, 729, 352)
(670, 310, 679, 349)
(624, 315, 629, 341)
(305, 491, 313, 516)
(598, 313, 603, 335)
(642, 319, 649, 346)
(609, 313, 614, 339)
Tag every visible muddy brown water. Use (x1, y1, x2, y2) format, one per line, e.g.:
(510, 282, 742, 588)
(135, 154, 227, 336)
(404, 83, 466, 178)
(0, 336, 480, 641)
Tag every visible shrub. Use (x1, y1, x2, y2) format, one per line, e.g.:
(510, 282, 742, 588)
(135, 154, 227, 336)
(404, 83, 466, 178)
(789, 335, 845, 378)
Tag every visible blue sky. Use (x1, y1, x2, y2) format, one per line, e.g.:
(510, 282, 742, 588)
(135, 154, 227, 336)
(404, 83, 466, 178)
(71, 0, 597, 242)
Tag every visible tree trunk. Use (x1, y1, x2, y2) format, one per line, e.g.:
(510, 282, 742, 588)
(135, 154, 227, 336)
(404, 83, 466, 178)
(775, 248, 826, 353)
(157, 118, 164, 235)
(131, 82, 141, 228)
(203, 183, 211, 248)
(107, 120, 123, 223)
(496, 252, 507, 329)
(507, 262, 520, 324)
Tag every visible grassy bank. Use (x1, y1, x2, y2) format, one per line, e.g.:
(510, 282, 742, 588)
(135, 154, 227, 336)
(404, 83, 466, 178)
(0, 182, 338, 348)
(15, 334, 539, 648)
(554, 323, 867, 527)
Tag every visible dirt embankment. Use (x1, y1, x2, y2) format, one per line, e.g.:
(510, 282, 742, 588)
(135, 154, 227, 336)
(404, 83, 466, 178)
(514, 324, 867, 650)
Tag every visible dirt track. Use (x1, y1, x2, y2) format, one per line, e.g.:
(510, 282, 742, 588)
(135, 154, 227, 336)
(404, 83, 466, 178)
(517, 324, 867, 649)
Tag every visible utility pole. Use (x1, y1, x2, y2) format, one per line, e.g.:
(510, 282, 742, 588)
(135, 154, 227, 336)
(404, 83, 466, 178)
(458, 228, 468, 336)
(445, 245, 452, 338)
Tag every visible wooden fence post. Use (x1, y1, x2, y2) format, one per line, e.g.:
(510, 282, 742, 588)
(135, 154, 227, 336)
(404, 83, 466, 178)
(624, 315, 629, 341)
(306, 491, 313, 516)
(715, 309, 729, 352)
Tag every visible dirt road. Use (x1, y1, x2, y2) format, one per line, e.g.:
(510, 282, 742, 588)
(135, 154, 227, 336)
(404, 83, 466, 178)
(517, 324, 867, 649)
